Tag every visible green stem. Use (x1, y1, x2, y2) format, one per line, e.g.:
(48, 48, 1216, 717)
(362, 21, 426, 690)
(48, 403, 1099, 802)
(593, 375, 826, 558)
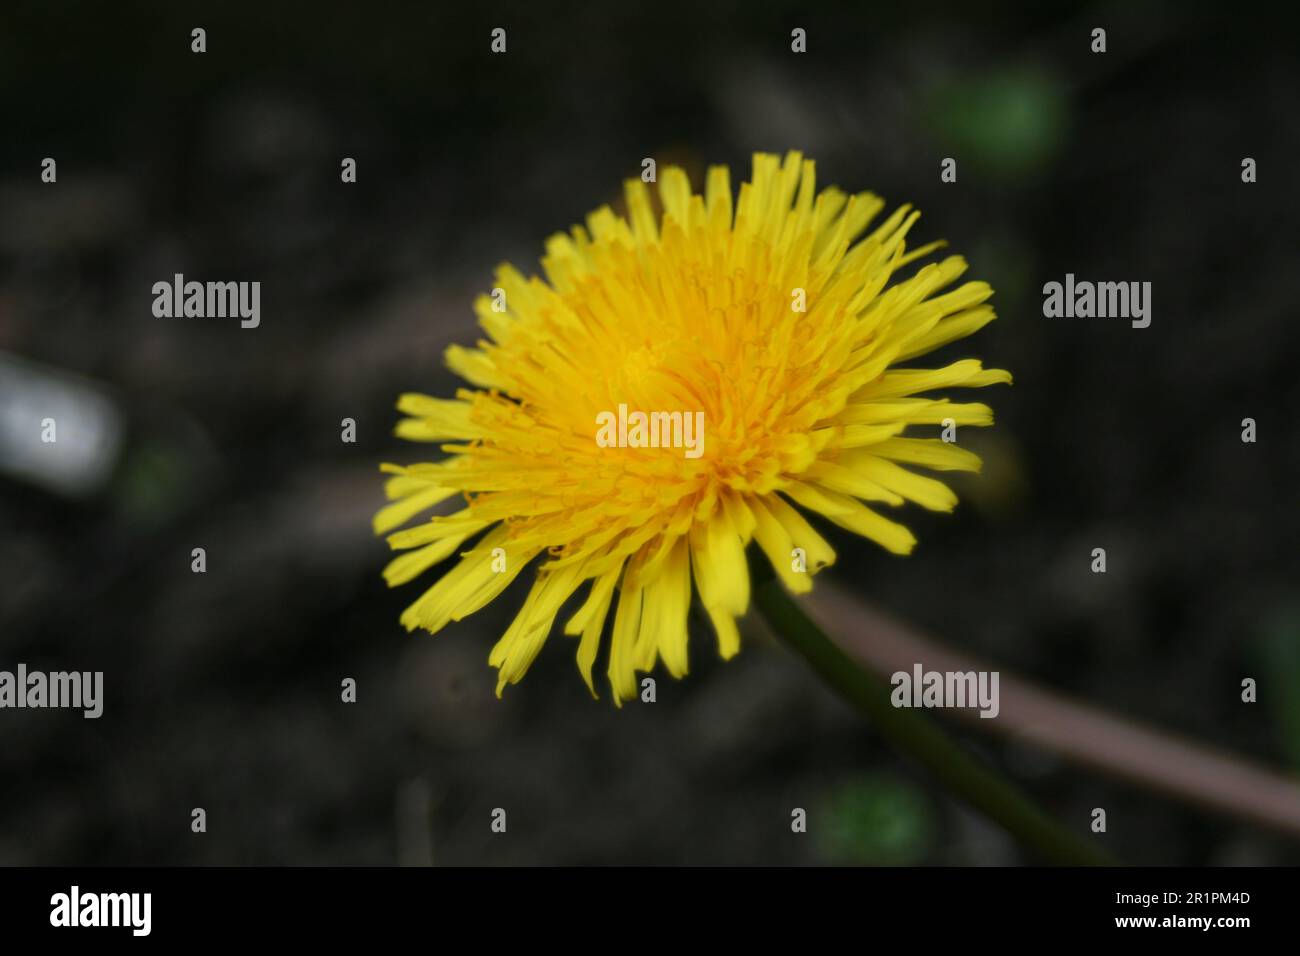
(753, 570, 1115, 866)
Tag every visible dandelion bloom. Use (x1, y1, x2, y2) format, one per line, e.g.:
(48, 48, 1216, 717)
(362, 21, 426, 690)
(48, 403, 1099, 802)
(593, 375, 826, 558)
(375, 151, 1010, 703)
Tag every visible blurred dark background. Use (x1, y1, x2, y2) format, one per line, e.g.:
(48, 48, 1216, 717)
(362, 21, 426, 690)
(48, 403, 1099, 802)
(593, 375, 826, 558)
(1, 0, 1297, 865)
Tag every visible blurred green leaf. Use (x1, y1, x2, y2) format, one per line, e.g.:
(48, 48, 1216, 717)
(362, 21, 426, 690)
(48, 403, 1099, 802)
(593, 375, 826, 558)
(1257, 607, 1300, 770)
(112, 440, 197, 527)
(816, 772, 935, 865)
(927, 68, 1068, 179)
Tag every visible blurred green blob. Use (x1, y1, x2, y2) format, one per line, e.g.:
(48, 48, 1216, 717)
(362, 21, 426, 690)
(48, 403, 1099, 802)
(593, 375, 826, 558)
(816, 772, 935, 865)
(928, 68, 1068, 179)
(1257, 607, 1300, 770)
(112, 441, 197, 528)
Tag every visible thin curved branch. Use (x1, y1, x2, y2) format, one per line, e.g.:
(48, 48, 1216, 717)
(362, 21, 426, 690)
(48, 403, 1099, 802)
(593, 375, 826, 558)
(806, 580, 1300, 843)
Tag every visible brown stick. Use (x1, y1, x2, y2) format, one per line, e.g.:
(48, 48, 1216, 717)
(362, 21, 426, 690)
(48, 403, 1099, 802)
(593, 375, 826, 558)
(807, 581, 1300, 842)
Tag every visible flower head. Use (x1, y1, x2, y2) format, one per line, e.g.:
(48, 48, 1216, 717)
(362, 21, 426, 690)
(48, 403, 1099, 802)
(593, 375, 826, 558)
(375, 151, 1010, 703)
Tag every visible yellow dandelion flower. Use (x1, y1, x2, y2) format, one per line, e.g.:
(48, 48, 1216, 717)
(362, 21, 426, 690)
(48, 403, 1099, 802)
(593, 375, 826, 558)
(375, 151, 1010, 704)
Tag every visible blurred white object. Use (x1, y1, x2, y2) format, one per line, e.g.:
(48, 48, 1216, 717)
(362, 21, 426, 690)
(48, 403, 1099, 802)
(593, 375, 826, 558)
(0, 352, 124, 497)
